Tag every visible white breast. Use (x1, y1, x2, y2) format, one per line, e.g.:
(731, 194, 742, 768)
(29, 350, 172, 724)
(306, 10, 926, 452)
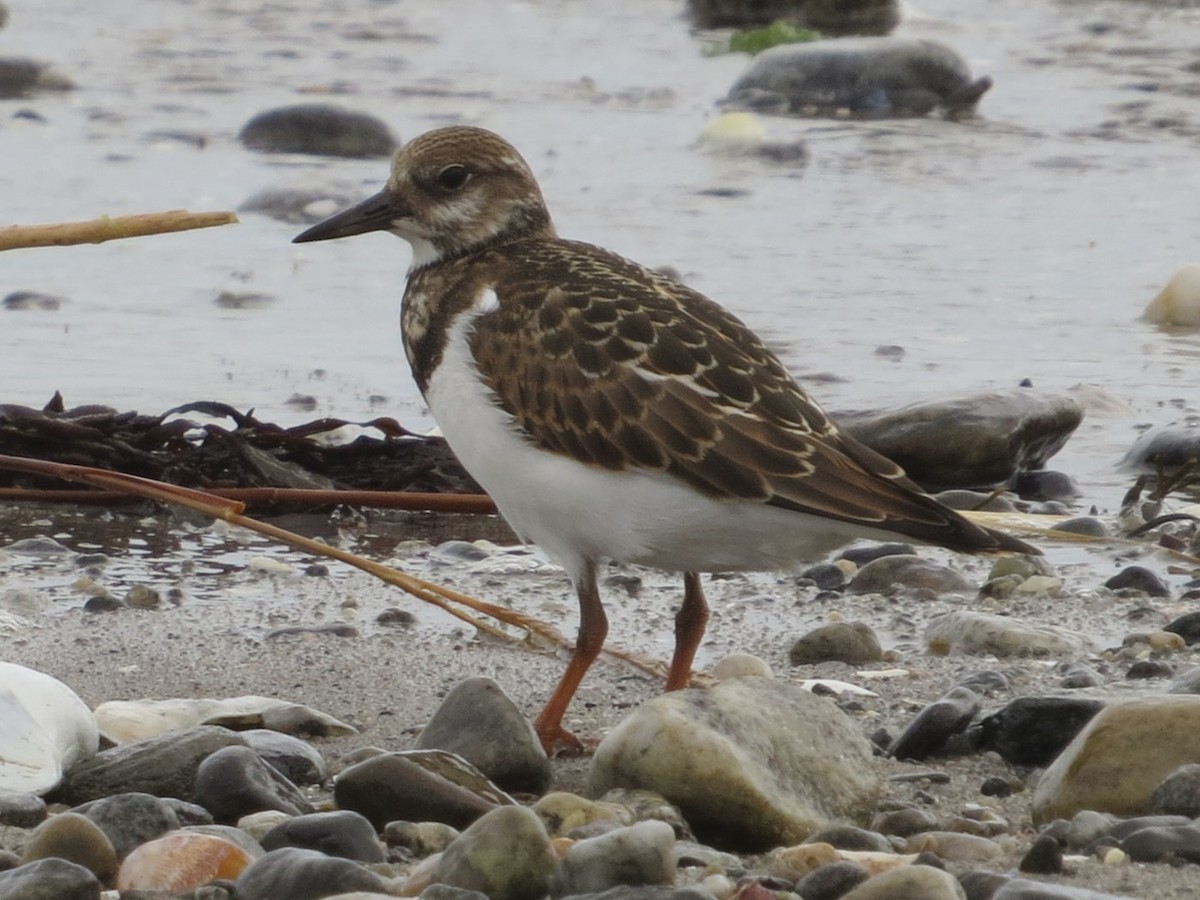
(424, 302, 896, 588)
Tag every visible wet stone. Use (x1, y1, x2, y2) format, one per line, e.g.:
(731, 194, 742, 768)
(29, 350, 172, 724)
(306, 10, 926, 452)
(238, 103, 398, 158)
(259, 809, 384, 862)
(415, 677, 551, 796)
(234, 846, 393, 900)
(788, 621, 882, 666)
(1127, 659, 1174, 680)
(0, 790, 46, 827)
(797, 563, 846, 591)
(1104, 565, 1170, 597)
(976, 697, 1105, 767)
(889, 687, 980, 761)
(1013, 469, 1082, 503)
(0, 858, 102, 900)
(73, 791, 180, 858)
(1149, 763, 1200, 817)
(1059, 663, 1103, 689)
(192, 745, 312, 824)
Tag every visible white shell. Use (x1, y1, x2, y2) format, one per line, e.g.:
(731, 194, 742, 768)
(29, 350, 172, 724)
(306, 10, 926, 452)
(0, 662, 99, 795)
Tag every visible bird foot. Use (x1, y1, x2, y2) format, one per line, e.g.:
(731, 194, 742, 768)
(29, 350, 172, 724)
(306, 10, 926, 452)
(536, 722, 591, 758)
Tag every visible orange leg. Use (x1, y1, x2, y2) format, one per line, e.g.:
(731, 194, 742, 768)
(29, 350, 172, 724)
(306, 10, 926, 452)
(665, 571, 709, 691)
(535, 561, 608, 756)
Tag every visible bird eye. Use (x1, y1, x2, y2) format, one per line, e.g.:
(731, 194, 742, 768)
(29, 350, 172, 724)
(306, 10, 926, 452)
(435, 164, 471, 191)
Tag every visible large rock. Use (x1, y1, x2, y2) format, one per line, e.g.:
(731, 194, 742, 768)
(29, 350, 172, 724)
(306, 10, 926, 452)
(0, 663, 98, 795)
(1032, 696, 1200, 824)
(976, 697, 1106, 767)
(416, 677, 551, 795)
(835, 391, 1082, 490)
(588, 678, 882, 851)
(726, 37, 993, 120)
(433, 805, 558, 900)
(687, 0, 897, 35)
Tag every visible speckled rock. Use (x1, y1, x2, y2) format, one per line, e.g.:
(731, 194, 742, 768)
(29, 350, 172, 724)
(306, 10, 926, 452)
(588, 677, 882, 851)
(925, 611, 1089, 658)
(1032, 695, 1200, 824)
(1149, 763, 1200, 817)
(73, 791, 181, 858)
(415, 677, 551, 795)
(433, 805, 558, 900)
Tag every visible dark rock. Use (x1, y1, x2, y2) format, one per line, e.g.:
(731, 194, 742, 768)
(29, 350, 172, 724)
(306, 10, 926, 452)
(688, 0, 898, 35)
(1168, 667, 1200, 693)
(837, 542, 913, 566)
(259, 810, 383, 862)
(1011, 469, 1082, 503)
(956, 670, 1010, 696)
(833, 391, 1082, 490)
(889, 687, 980, 761)
(1018, 833, 1063, 874)
(933, 489, 1018, 512)
(192, 745, 312, 823)
(0, 57, 72, 99)
(0, 791, 46, 827)
(1059, 663, 1103, 689)
(2, 291, 65, 311)
(334, 750, 506, 831)
(872, 805, 938, 837)
(73, 792, 179, 857)
(1105, 565, 1170, 597)
(797, 563, 846, 591)
(1110, 815, 1191, 842)
(805, 823, 890, 852)
(1121, 427, 1200, 472)
(415, 677, 551, 795)
(240, 729, 327, 785)
(238, 104, 397, 158)
(1120, 822, 1200, 863)
(959, 870, 1010, 900)
(788, 621, 882, 666)
(1165, 610, 1200, 644)
(0, 858, 101, 900)
(976, 697, 1106, 767)
(234, 846, 392, 900)
(161, 797, 213, 826)
(980, 776, 1017, 799)
(1049, 516, 1109, 538)
(1127, 659, 1174, 680)
(1150, 763, 1200, 817)
(795, 859, 869, 899)
(55, 726, 246, 805)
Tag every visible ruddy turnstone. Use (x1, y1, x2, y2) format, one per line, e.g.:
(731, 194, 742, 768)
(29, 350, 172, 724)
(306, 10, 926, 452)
(294, 126, 1036, 754)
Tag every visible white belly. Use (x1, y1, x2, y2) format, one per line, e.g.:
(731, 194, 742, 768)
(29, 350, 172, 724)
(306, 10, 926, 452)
(424, 312, 894, 586)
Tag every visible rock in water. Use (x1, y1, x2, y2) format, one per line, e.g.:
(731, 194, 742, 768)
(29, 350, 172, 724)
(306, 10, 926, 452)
(1143, 265, 1200, 327)
(0, 662, 99, 795)
(688, 0, 898, 35)
(726, 36, 991, 119)
(588, 678, 882, 851)
(238, 104, 397, 158)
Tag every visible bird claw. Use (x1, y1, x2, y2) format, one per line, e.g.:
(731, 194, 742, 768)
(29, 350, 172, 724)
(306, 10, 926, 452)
(537, 723, 590, 758)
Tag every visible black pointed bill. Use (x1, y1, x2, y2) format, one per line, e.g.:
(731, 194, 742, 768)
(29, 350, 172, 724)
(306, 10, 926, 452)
(292, 189, 403, 243)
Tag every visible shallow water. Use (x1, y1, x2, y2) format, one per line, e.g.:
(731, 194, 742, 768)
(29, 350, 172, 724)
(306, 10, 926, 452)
(4, 0, 1200, 527)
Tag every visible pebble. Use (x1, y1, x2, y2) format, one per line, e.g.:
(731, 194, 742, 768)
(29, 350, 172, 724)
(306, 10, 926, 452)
(1104, 566, 1170, 597)
(554, 819, 677, 896)
(0, 858, 101, 900)
(21, 812, 117, 882)
(238, 103, 397, 158)
(2, 290, 65, 312)
(1148, 763, 1200, 817)
(904, 830, 1002, 863)
(1126, 659, 1174, 680)
(334, 750, 506, 830)
(1059, 663, 1103, 689)
(1062, 810, 1114, 851)
(384, 820, 460, 857)
(838, 863, 965, 899)
(925, 611, 1088, 658)
(872, 806, 938, 838)
(234, 846, 394, 900)
(74, 791, 181, 857)
(1164, 610, 1200, 645)
(1120, 822, 1200, 863)
(797, 563, 848, 591)
(241, 728, 328, 785)
(259, 810, 384, 862)
(849, 556, 975, 597)
(415, 677, 551, 795)
(788, 621, 883, 666)
(889, 686, 980, 761)
(0, 791, 46, 827)
(115, 831, 253, 891)
(432, 805, 558, 900)
(794, 859, 870, 900)
(588, 677, 882, 851)
(709, 654, 774, 680)
(806, 824, 891, 853)
(534, 792, 631, 837)
(992, 877, 1138, 899)
(837, 543, 914, 567)
(192, 745, 313, 823)
(1018, 833, 1063, 874)
(1142, 264, 1200, 326)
